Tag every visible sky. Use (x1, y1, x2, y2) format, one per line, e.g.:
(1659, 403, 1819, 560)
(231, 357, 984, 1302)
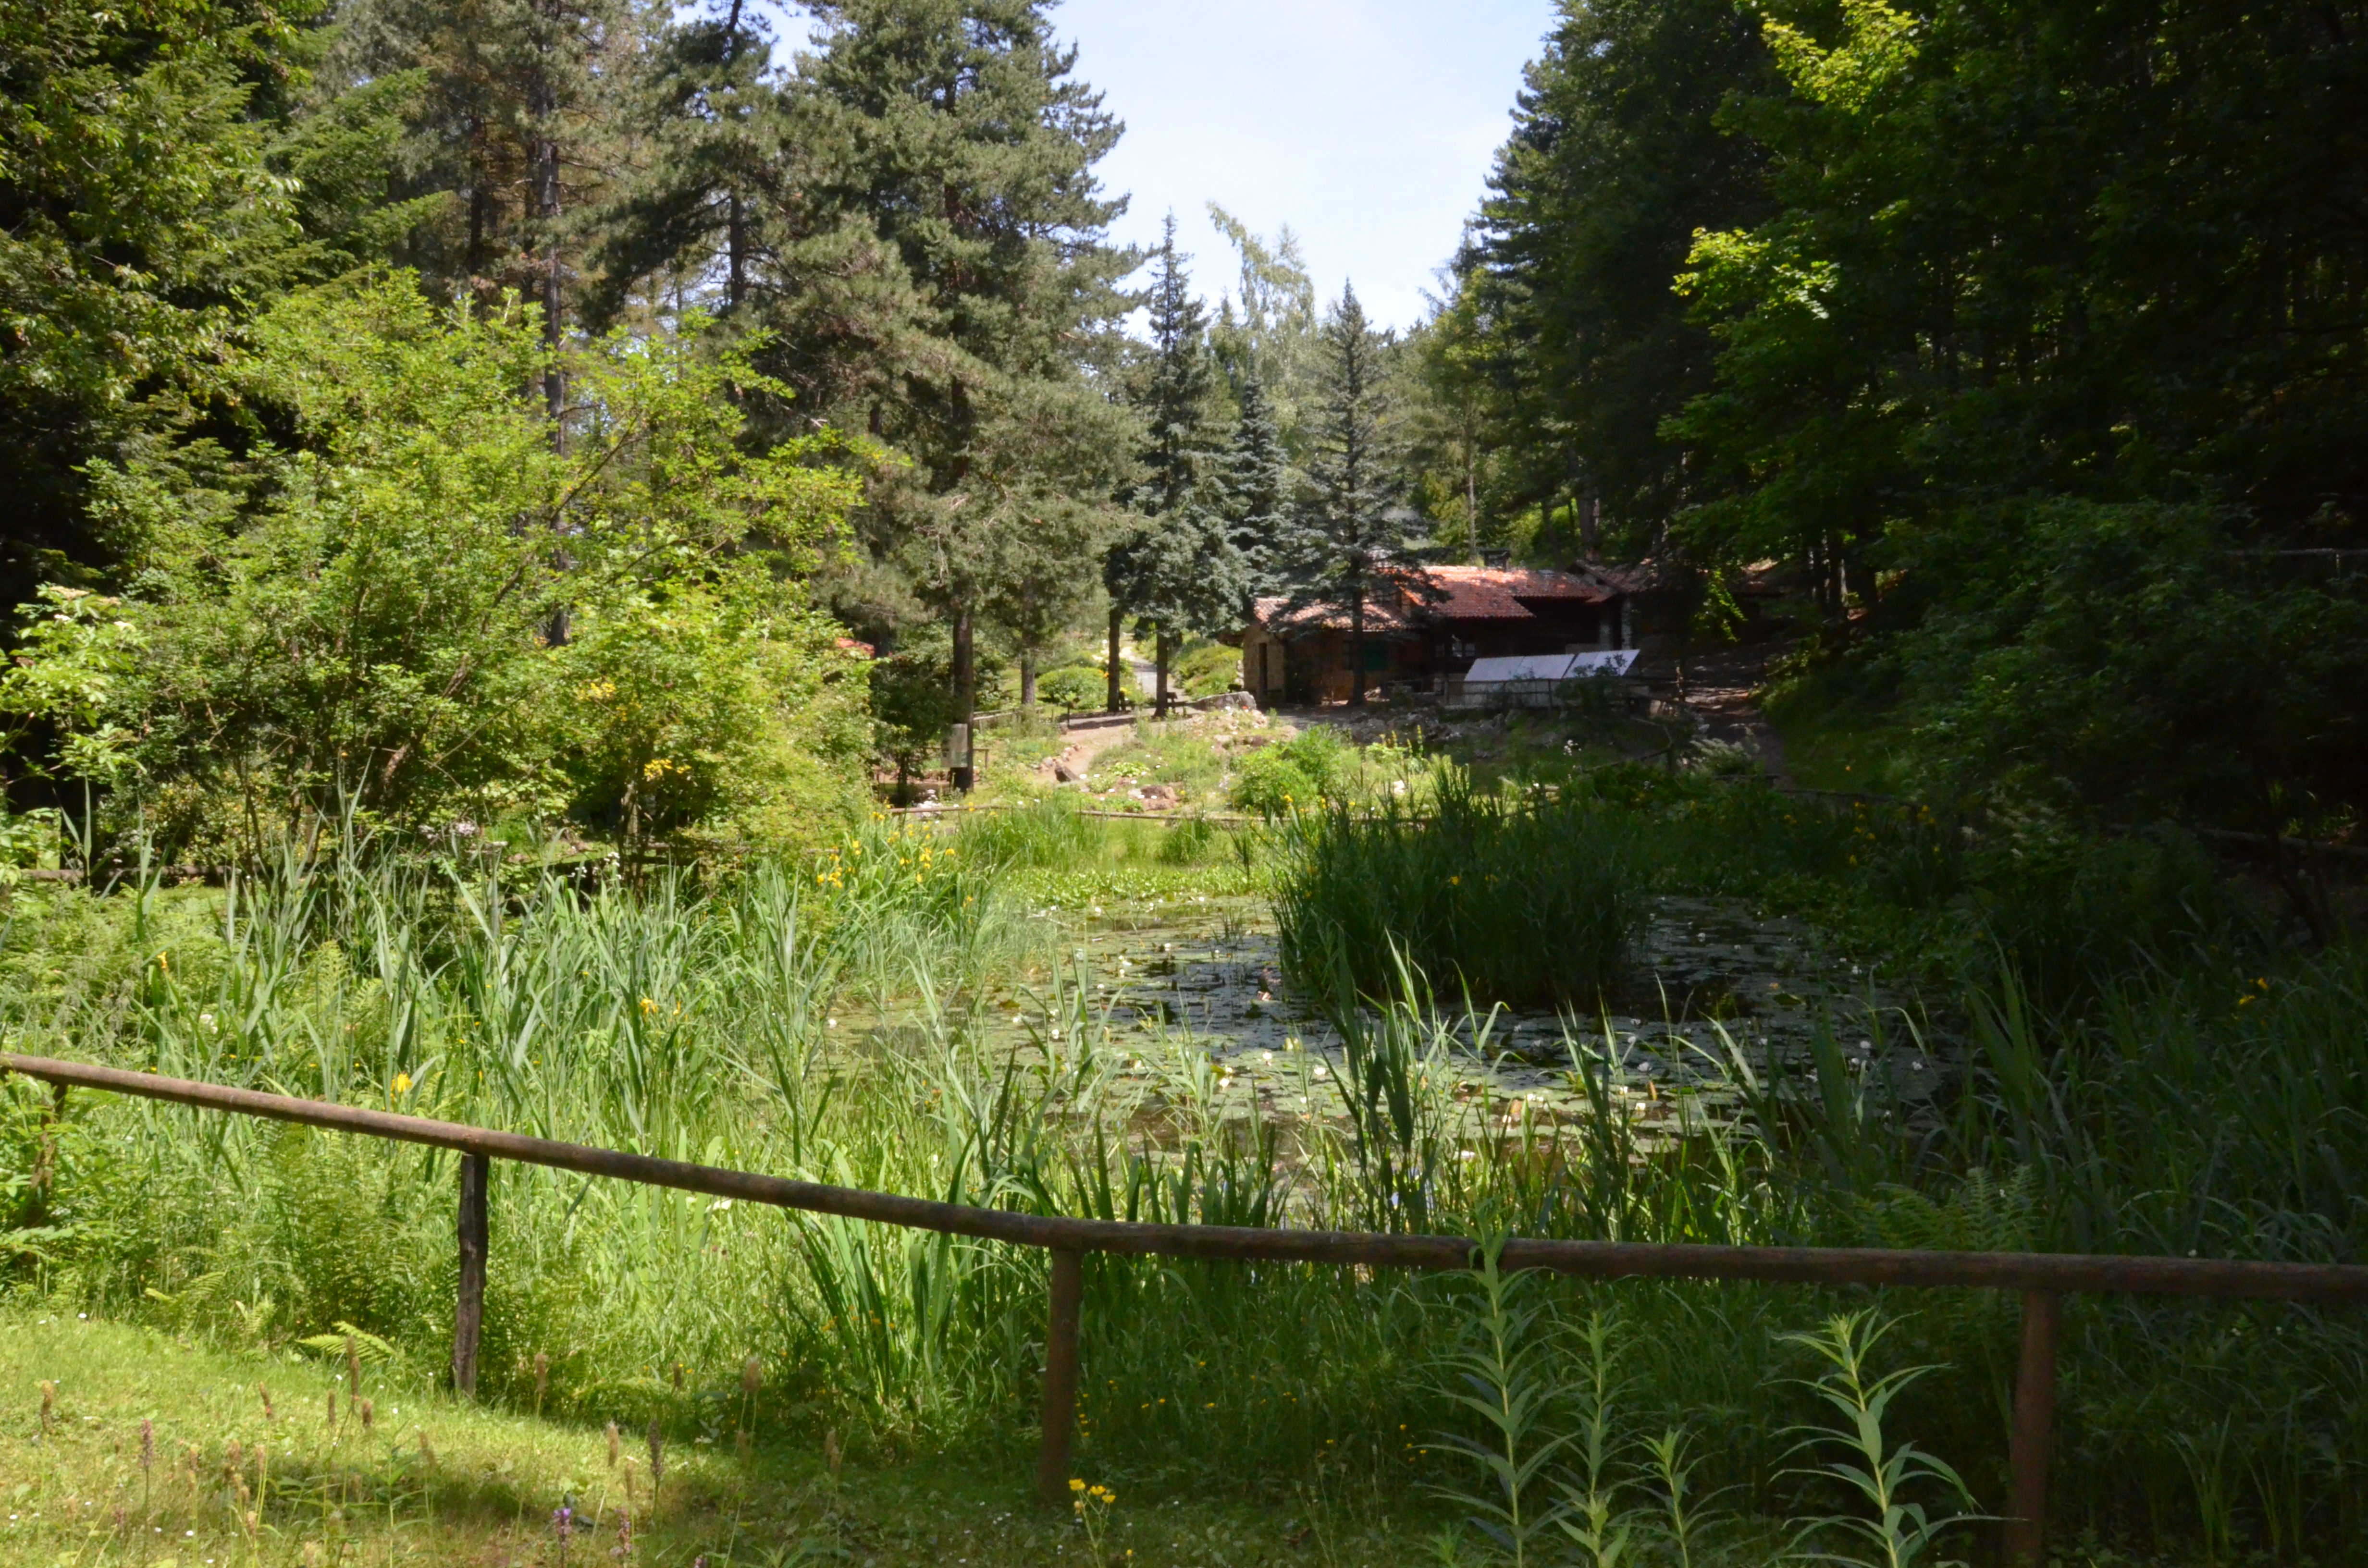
(1053, 1, 1560, 330)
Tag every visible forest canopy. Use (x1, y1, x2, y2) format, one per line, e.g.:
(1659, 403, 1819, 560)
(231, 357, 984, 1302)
(1446, 0, 2368, 835)
(4, 0, 2364, 850)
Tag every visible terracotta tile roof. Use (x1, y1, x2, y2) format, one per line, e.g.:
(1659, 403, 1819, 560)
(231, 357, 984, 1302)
(1418, 565, 1616, 618)
(1251, 597, 1415, 633)
(1253, 565, 1616, 634)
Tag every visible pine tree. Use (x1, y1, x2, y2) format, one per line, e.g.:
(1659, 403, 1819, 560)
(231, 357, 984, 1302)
(333, 0, 637, 381)
(755, 0, 1137, 741)
(1273, 283, 1428, 707)
(589, 0, 776, 323)
(1463, 0, 1773, 547)
(1104, 219, 1244, 715)
(1135, 216, 1219, 512)
(1218, 366, 1289, 604)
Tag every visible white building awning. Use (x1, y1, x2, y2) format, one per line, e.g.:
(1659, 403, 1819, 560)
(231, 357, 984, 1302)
(1461, 649, 1638, 685)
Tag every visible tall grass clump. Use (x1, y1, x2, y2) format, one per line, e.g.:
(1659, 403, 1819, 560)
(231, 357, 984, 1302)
(1272, 773, 1642, 1009)
(1554, 763, 2244, 1016)
(954, 794, 1097, 871)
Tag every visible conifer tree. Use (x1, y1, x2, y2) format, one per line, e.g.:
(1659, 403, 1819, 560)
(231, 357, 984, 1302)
(1218, 367, 1289, 603)
(589, 0, 775, 322)
(759, 0, 1137, 740)
(1274, 284, 1428, 707)
(1105, 219, 1244, 715)
(333, 0, 636, 373)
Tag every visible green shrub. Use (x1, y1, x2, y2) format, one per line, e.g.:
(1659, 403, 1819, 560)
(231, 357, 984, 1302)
(1964, 826, 2228, 1008)
(1173, 639, 1240, 698)
(0, 280, 871, 862)
(1273, 772, 1642, 1008)
(1036, 664, 1110, 711)
(1229, 725, 1350, 816)
(1155, 813, 1220, 864)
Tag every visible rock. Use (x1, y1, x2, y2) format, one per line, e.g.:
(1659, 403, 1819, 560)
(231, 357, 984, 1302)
(1052, 758, 1082, 784)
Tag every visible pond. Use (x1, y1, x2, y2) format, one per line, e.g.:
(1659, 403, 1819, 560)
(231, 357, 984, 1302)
(857, 887, 1951, 1158)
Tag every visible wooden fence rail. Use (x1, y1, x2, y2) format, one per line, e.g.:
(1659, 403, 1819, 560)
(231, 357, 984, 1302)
(10, 1051, 2366, 1562)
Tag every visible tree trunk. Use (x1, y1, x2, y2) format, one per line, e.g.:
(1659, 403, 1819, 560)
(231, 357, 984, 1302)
(1350, 591, 1367, 708)
(1465, 438, 1479, 561)
(531, 36, 570, 642)
(952, 604, 975, 726)
(466, 168, 489, 281)
(728, 193, 746, 309)
(1580, 493, 1601, 558)
(1155, 628, 1172, 718)
(534, 135, 562, 422)
(1020, 648, 1037, 712)
(1106, 605, 1124, 714)
(530, 11, 564, 431)
(724, 0, 746, 309)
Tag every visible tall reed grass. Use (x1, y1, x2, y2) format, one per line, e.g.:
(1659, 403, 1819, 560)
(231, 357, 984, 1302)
(1272, 775, 1643, 1010)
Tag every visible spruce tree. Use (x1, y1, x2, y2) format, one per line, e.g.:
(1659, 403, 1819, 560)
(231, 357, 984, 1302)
(1218, 367, 1289, 604)
(1273, 283, 1429, 707)
(1105, 218, 1244, 715)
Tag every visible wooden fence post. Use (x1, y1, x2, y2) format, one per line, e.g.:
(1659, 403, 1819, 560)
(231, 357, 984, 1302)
(452, 1152, 489, 1397)
(1036, 1249, 1085, 1506)
(2006, 1289, 2060, 1565)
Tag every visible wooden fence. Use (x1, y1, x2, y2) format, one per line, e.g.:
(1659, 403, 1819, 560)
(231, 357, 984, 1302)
(8, 1050, 2365, 1563)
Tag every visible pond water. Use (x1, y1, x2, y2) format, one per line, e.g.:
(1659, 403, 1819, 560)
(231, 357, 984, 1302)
(863, 890, 1951, 1155)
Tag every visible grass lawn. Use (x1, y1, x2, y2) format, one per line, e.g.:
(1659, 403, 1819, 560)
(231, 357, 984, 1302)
(0, 1308, 1438, 1567)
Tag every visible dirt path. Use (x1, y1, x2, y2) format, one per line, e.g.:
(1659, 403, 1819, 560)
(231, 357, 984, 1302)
(1039, 719, 1139, 782)
(1674, 641, 1794, 783)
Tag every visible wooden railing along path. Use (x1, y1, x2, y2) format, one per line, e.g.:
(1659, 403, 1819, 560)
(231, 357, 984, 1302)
(9, 1051, 2365, 1562)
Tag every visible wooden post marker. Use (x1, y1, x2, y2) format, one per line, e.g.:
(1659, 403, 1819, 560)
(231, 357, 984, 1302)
(2006, 1289, 2060, 1564)
(1036, 1249, 1085, 1506)
(453, 1152, 490, 1397)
